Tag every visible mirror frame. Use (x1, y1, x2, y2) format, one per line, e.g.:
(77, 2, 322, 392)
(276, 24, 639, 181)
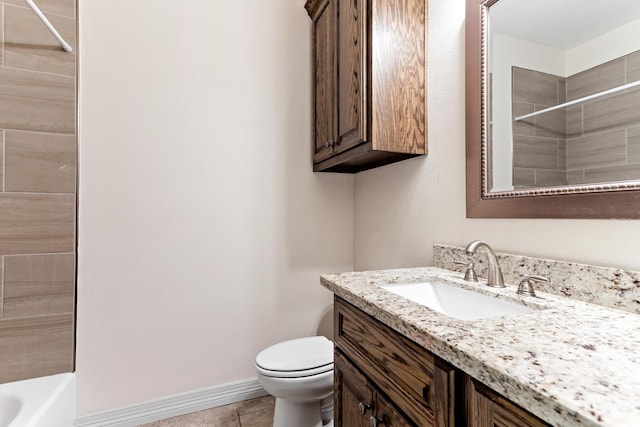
(465, 0, 640, 219)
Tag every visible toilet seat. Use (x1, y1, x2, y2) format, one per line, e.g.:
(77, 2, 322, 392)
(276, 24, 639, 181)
(256, 336, 333, 378)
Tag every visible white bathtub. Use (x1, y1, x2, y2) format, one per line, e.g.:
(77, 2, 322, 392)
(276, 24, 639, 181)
(0, 373, 75, 427)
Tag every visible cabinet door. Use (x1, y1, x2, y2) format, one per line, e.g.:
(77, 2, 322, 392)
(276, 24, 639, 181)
(335, 0, 368, 152)
(335, 350, 374, 427)
(469, 379, 550, 427)
(373, 391, 415, 427)
(335, 297, 448, 427)
(312, 0, 336, 163)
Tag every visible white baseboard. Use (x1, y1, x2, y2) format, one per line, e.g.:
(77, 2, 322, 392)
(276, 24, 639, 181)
(74, 378, 268, 427)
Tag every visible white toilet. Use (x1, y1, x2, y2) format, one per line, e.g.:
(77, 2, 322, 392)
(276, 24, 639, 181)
(255, 336, 334, 427)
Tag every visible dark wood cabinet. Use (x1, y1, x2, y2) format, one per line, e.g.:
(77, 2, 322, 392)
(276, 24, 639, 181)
(334, 297, 455, 427)
(465, 377, 550, 427)
(305, 0, 427, 173)
(333, 297, 553, 427)
(335, 350, 414, 427)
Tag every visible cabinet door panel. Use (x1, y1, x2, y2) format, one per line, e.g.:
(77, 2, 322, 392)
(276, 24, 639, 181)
(313, 0, 336, 163)
(371, 0, 425, 152)
(375, 391, 415, 427)
(469, 380, 551, 427)
(335, 350, 373, 427)
(336, 0, 367, 152)
(335, 298, 437, 426)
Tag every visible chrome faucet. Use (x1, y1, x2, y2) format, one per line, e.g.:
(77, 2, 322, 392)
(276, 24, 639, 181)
(464, 240, 505, 288)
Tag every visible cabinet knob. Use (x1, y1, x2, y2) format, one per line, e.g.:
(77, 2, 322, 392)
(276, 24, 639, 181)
(370, 416, 383, 427)
(358, 401, 371, 415)
(325, 140, 337, 148)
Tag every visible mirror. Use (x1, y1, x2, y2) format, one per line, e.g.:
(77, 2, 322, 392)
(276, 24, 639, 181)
(466, 0, 640, 218)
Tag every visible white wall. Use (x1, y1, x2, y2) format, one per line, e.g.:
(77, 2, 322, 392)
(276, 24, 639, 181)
(490, 33, 565, 190)
(77, 0, 353, 415)
(354, 0, 640, 273)
(566, 18, 640, 76)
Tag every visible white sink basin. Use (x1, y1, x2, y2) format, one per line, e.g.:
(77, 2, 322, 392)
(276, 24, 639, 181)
(380, 281, 534, 321)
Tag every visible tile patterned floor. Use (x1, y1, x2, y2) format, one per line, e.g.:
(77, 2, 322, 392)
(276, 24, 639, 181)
(139, 396, 275, 427)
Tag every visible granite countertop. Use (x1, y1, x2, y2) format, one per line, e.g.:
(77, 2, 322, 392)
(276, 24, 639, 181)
(321, 266, 640, 427)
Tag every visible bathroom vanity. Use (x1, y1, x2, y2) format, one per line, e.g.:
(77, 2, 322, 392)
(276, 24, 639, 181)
(323, 254, 640, 427)
(334, 297, 549, 427)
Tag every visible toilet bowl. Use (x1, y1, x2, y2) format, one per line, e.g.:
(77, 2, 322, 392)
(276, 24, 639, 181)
(255, 336, 334, 427)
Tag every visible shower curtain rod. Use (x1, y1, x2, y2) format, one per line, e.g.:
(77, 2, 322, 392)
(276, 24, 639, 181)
(513, 79, 640, 122)
(24, 0, 72, 53)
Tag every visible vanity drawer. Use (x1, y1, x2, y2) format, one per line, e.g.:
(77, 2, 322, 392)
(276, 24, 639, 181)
(334, 297, 455, 427)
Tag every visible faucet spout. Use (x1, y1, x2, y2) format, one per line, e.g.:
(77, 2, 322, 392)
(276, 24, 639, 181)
(464, 240, 505, 288)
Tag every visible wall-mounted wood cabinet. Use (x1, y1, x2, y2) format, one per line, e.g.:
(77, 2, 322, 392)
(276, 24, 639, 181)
(334, 297, 553, 427)
(305, 0, 427, 173)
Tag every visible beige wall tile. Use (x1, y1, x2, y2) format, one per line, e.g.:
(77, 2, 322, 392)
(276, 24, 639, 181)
(0, 67, 75, 134)
(4, 5, 76, 76)
(558, 78, 566, 104)
(0, 131, 4, 191)
(512, 67, 559, 107)
(0, 0, 77, 385)
(0, 313, 74, 383)
(627, 125, 640, 163)
(513, 167, 535, 188)
(512, 102, 534, 136)
(513, 135, 559, 169)
(3, 253, 75, 318)
(558, 140, 566, 170)
(534, 107, 566, 139)
(1, 6, 4, 65)
(566, 58, 625, 102)
(566, 129, 626, 171)
(627, 50, 640, 84)
(2, 0, 75, 18)
(0, 194, 74, 254)
(565, 106, 582, 139)
(583, 163, 640, 184)
(0, 259, 3, 317)
(567, 170, 585, 185)
(535, 169, 567, 187)
(582, 89, 640, 135)
(5, 131, 76, 193)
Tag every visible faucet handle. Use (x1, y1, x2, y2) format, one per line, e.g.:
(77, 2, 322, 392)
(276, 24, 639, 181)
(517, 275, 550, 297)
(454, 261, 479, 282)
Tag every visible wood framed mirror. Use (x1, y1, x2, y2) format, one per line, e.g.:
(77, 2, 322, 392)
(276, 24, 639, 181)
(466, 0, 640, 218)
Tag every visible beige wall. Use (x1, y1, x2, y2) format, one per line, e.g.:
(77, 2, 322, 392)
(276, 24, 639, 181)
(77, 0, 640, 417)
(354, 0, 640, 273)
(77, 0, 353, 415)
(0, 0, 76, 384)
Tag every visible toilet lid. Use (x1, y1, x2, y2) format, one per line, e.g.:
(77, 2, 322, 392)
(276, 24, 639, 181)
(256, 336, 333, 373)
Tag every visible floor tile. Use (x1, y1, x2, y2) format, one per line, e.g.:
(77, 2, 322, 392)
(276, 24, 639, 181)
(139, 396, 274, 427)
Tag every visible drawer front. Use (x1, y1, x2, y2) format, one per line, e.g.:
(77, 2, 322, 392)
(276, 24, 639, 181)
(335, 297, 452, 426)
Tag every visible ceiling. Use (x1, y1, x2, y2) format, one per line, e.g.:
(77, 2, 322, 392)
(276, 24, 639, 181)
(490, 0, 640, 50)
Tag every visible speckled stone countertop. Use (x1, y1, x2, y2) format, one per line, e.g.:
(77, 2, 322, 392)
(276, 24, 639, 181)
(321, 267, 640, 427)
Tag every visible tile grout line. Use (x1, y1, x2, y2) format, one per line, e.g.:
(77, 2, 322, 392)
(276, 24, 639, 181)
(3, 2, 75, 20)
(2, 64, 76, 79)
